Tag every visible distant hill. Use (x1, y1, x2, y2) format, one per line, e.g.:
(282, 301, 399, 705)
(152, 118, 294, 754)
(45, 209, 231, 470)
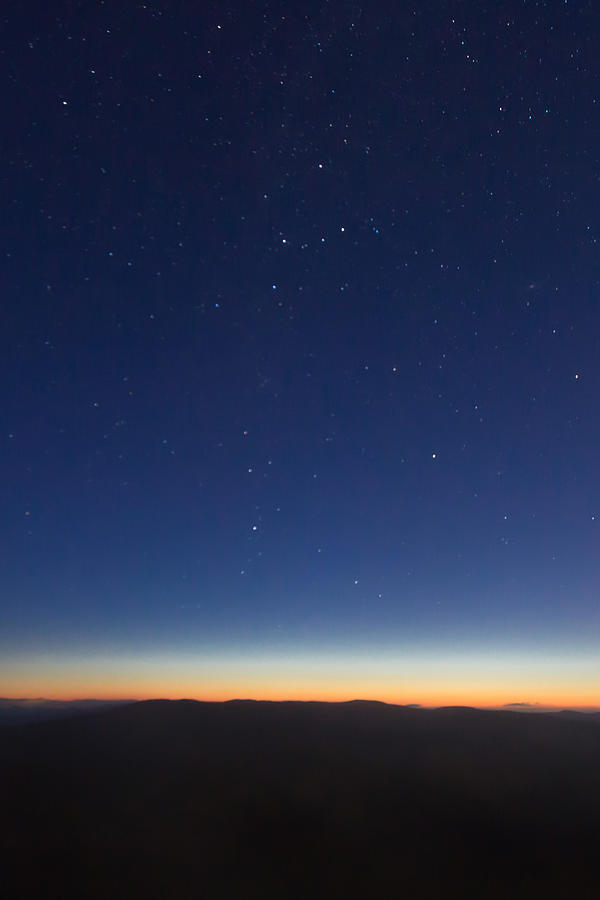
(2, 699, 599, 899)
(552, 708, 600, 722)
(0, 697, 132, 726)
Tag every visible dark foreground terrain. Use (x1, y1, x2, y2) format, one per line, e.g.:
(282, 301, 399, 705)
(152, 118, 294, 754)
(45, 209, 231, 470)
(2, 699, 599, 898)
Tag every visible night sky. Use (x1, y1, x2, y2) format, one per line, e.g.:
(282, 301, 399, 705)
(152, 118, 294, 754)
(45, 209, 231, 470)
(2, 1, 599, 707)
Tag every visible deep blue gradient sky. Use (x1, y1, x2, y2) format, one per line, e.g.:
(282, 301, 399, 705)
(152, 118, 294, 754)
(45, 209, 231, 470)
(2, 1, 599, 703)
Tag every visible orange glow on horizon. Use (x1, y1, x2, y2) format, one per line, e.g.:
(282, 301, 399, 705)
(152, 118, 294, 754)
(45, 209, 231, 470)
(4, 683, 599, 712)
(3, 646, 598, 710)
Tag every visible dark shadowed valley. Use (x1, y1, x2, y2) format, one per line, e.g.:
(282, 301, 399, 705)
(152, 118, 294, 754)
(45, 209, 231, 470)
(2, 700, 600, 898)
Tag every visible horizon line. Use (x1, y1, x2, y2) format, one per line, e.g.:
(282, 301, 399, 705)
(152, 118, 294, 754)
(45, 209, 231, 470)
(2, 696, 600, 713)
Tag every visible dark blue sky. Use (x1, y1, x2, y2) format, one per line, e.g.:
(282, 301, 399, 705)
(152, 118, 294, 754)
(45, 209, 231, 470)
(2, 1, 599, 703)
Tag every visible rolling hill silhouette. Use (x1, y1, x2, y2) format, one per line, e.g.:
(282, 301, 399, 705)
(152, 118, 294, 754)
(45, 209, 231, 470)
(0, 697, 131, 726)
(2, 699, 599, 898)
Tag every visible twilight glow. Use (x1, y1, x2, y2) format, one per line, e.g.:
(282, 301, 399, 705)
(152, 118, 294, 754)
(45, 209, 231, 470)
(2, 642, 599, 710)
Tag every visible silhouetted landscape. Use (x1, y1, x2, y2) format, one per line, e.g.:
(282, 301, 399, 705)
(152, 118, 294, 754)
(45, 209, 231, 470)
(2, 699, 600, 898)
(0, 697, 132, 726)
